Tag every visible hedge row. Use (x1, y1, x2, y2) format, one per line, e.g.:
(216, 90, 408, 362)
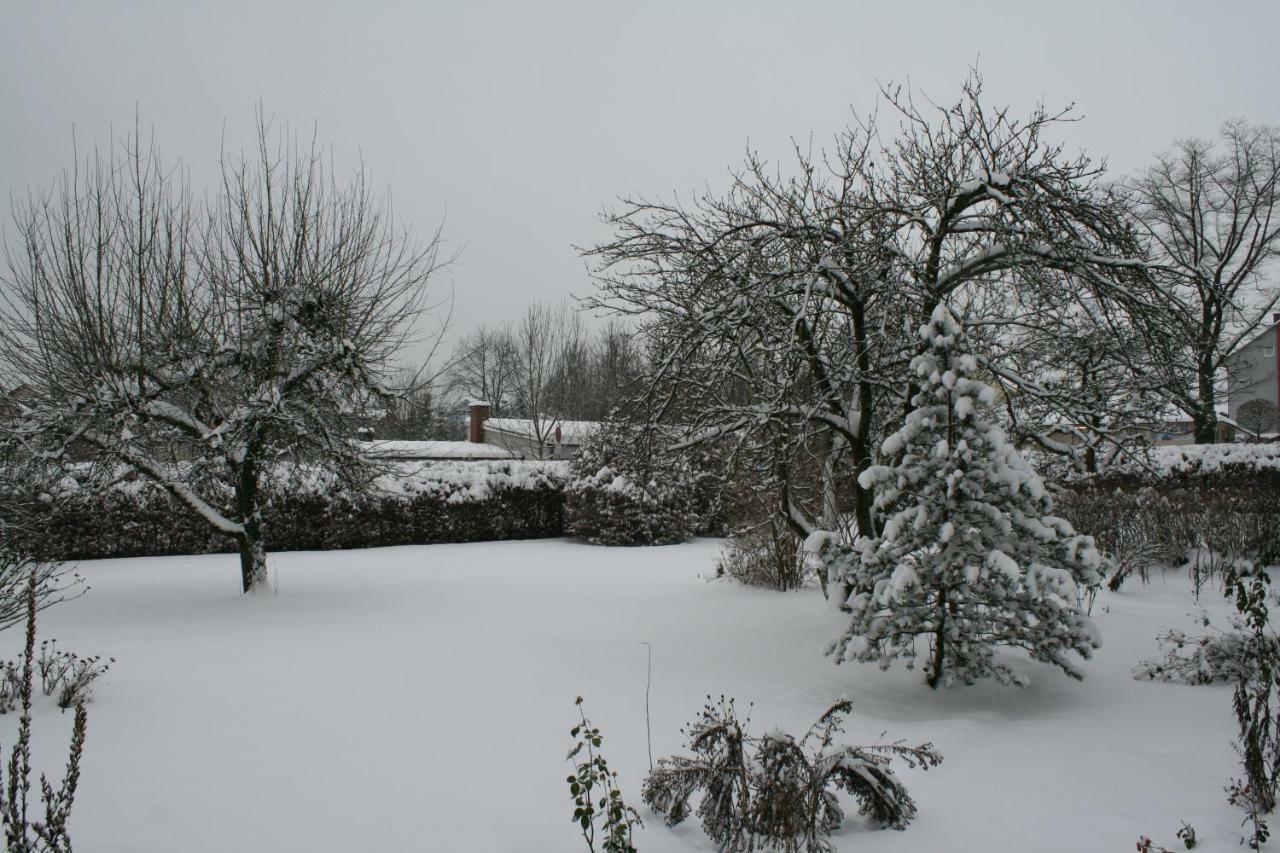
(1054, 462, 1280, 574)
(3, 462, 568, 562)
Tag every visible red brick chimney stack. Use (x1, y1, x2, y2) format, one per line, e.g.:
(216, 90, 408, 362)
(468, 401, 490, 444)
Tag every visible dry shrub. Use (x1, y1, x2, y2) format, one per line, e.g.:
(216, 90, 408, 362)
(716, 517, 810, 591)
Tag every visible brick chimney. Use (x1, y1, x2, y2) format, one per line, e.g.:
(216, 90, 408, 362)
(468, 400, 490, 443)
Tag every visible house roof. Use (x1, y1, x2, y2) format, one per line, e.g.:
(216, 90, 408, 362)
(1237, 314, 1280, 353)
(358, 440, 518, 461)
(482, 418, 601, 446)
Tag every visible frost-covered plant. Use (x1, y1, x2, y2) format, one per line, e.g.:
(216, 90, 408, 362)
(566, 420, 697, 546)
(643, 697, 941, 852)
(0, 643, 113, 714)
(1135, 618, 1280, 686)
(1134, 574, 1280, 686)
(36, 642, 113, 710)
(822, 306, 1103, 688)
(0, 570, 88, 852)
(566, 697, 642, 853)
(0, 661, 20, 716)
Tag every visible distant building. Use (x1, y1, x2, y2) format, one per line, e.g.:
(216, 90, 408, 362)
(357, 439, 518, 462)
(1227, 312, 1280, 436)
(464, 401, 598, 460)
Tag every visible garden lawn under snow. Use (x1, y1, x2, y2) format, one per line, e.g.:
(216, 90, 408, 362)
(9, 539, 1245, 852)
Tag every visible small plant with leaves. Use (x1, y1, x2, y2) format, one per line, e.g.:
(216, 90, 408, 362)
(643, 696, 941, 852)
(566, 697, 643, 853)
(1221, 563, 1280, 849)
(0, 569, 89, 852)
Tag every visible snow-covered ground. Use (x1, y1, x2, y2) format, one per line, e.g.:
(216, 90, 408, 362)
(8, 539, 1246, 852)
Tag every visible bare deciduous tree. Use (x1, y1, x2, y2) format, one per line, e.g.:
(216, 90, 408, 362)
(1129, 121, 1280, 443)
(445, 324, 518, 415)
(586, 74, 1146, 539)
(507, 300, 585, 458)
(0, 115, 447, 593)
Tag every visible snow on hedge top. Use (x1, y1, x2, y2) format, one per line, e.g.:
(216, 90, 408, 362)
(14, 459, 571, 505)
(1145, 443, 1280, 475)
(290, 460, 571, 503)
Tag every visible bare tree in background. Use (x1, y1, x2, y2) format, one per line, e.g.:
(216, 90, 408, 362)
(445, 324, 517, 415)
(582, 319, 645, 420)
(374, 365, 445, 440)
(506, 300, 584, 458)
(0, 115, 447, 593)
(1129, 121, 1280, 443)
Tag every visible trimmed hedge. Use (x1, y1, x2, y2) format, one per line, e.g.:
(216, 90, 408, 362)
(565, 466, 695, 546)
(2, 461, 569, 562)
(1054, 460, 1280, 580)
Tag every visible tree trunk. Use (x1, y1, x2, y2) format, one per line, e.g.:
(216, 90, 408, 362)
(1194, 365, 1219, 444)
(234, 453, 269, 593)
(235, 527, 269, 594)
(820, 431, 841, 531)
(849, 303, 877, 540)
(928, 588, 947, 690)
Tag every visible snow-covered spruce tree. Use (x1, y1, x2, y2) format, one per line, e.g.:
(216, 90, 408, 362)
(822, 306, 1103, 688)
(566, 419, 698, 546)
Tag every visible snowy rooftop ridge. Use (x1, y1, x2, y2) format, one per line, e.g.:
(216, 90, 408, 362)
(358, 440, 518, 460)
(483, 417, 601, 445)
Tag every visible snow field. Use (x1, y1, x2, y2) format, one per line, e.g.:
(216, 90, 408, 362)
(5, 539, 1246, 852)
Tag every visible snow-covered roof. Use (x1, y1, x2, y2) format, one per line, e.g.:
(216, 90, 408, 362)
(483, 418, 601, 446)
(1237, 315, 1279, 352)
(358, 440, 518, 460)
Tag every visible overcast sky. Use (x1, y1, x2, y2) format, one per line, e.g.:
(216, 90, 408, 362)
(3, 1, 1279, 366)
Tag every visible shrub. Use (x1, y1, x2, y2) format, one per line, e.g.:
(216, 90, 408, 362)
(0, 643, 113, 715)
(1054, 462, 1280, 592)
(1135, 617, 1280, 686)
(0, 571, 89, 852)
(1, 461, 569, 561)
(566, 421, 698, 546)
(716, 519, 810, 591)
(36, 642, 113, 710)
(643, 697, 941, 852)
